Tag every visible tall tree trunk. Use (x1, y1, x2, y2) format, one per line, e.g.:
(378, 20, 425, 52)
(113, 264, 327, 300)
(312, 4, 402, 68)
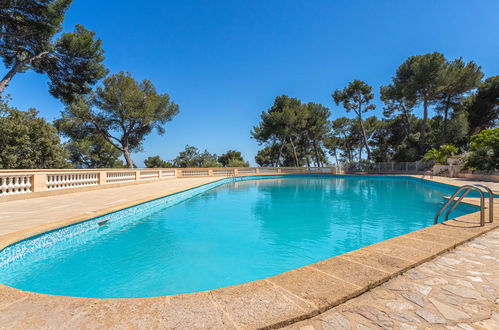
(313, 140, 321, 167)
(442, 96, 451, 143)
(333, 149, 339, 166)
(343, 134, 352, 162)
(289, 138, 299, 167)
(123, 147, 135, 168)
(0, 52, 49, 97)
(418, 98, 429, 155)
(0, 62, 23, 96)
(359, 118, 371, 160)
(403, 109, 411, 135)
(277, 141, 286, 167)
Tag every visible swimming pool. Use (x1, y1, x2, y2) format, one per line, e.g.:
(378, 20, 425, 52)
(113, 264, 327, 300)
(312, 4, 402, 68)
(0, 175, 480, 298)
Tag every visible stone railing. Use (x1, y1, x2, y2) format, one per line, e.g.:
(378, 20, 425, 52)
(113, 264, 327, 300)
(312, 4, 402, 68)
(0, 166, 336, 199)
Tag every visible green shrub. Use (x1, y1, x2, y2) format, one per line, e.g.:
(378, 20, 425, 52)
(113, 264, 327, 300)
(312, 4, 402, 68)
(465, 128, 499, 170)
(422, 144, 458, 164)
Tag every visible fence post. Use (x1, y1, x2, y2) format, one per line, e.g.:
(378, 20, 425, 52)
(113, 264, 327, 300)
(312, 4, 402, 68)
(98, 171, 107, 185)
(32, 173, 47, 192)
(406, 162, 409, 173)
(135, 170, 140, 182)
(208, 169, 213, 176)
(391, 162, 394, 172)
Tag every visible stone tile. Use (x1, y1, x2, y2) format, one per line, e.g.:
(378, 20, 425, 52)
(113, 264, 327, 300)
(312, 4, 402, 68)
(268, 267, 361, 311)
(367, 241, 435, 263)
(341, 248, 413, 273)
(320, 312, 350, 330)
(429, 298, 470, 321)
(384, 235, 448, 254)
(311, 256, 389, 289)
(406, 230, 462, 247)
(401, 292, 425, 308)
(209, 280, 315, 329)
(441, 285, 484, 300)
(343, 305, 394, 329)
(415, 310, 446, 324)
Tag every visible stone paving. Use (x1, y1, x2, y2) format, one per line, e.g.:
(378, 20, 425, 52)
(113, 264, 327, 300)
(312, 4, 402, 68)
(286, 228, 499, 330)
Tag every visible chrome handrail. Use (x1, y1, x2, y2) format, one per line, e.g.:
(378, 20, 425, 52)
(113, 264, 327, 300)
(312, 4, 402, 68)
(473, 184, 494, 223)
(444, 186, 474, 220)
(434, 185, 485, 226)
(444, 186, 486, 226)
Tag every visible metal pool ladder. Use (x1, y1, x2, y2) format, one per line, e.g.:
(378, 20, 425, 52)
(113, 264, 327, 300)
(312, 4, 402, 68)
(434, 184, 494, 227)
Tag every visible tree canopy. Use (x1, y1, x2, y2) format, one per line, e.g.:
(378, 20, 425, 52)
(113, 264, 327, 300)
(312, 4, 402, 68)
(218, 150, 249, 167)
(57, 71, 179, 168)
(144, 155, 173, 168)
(0, 0, 108, 102)
(332, 80, 375, 160)
(173, 145, 220, 168)
(463, 75, 498, 136)
(0, 100, 69, 168)
(390, 52, 446, 154)
(251, 95, 330, 167)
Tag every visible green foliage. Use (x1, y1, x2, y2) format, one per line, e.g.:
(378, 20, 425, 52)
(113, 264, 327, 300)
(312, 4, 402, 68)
(144, 155, 173, 168)
(391, 52, 447, 154)
(428, 111, 469, 149)
(422, 144, 458, 164)
(380, 83, 416, 134)
(435, 58, 482, 141)
(465, 128, 499, 170)
(251, 95, 330, 167)
(64, 138, 125, 169)
(255, 145, 280, 167)
(463, 75, 499, 136)
(332, 80, 375, 160)
(58, 71, 179, 168)
(44, 24, 108, 103)
(218, 150, 249, 167)
(0, 101, 69, 169)
(0, 1, 107, 101)
(173, 145, 221, 168)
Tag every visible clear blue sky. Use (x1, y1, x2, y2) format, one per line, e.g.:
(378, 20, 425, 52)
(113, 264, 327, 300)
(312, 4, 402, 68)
(5, 0, 499, 166)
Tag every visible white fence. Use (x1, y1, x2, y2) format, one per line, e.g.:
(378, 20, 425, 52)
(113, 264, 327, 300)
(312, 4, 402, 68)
(339, 161, 434, 174)
(0, 166, 336, 198)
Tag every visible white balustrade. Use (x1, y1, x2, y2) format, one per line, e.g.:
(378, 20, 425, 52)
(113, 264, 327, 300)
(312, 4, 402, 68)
(0, 167, 341, 200)
(180, 170, 209, 177)
(46, 173, 99, 190)
(140, 171, 159, 180)
(106, 171, 136, 184)
(0, 175, 32, 195)
(161, 170, 176, 178)
(213, 169, 233, 176)
(281, 168, 305, 173)
(258, 168, 279, 173)
(237, 168, 256, 174)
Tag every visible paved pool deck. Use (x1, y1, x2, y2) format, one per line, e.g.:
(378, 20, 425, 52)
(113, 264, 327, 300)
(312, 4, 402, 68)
(0, 174, 498, 329)
(286, 228, 499, 330)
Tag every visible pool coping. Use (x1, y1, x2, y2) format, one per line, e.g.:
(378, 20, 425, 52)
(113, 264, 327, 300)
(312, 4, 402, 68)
(0, 174, 498, 329)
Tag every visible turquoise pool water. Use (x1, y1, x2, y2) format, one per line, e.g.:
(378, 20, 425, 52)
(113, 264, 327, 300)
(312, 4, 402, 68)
(0, 175, 480, 298)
